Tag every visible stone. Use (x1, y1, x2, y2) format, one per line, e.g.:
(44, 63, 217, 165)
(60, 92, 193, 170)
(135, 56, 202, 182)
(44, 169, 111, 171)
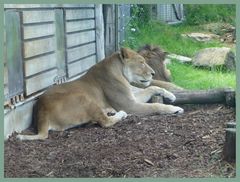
(181, 32, 219, 42)
(192, 47, 235, 70)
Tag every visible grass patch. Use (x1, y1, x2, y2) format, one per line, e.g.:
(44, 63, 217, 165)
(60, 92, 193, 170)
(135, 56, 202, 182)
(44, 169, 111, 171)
(124, 22, 224, 57)
(168, 60, 236, 90)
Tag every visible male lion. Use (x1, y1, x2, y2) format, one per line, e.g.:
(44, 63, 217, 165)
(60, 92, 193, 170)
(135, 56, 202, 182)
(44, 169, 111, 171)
(17, 48, 183, 140)
(138, 44, 184, 91)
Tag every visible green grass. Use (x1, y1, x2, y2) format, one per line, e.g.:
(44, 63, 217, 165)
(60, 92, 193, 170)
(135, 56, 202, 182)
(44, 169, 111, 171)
(167, 60, 236, 90)
(125, 22, 224, 57)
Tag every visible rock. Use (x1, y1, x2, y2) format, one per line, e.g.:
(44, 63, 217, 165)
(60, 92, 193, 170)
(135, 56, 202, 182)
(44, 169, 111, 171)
(201, 23, 236, 43)
(181, 32, 219, 42)
(201, 23, 235, 35)
(192, 47, 235, 70)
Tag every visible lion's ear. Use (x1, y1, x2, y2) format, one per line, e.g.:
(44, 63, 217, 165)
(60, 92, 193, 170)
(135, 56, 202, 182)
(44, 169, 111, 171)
(120, 47, 131, 59)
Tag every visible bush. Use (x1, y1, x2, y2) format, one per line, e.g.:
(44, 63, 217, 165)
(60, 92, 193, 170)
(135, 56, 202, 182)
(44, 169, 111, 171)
(184, 4, 235, 25)
(129, 4, 152, 30)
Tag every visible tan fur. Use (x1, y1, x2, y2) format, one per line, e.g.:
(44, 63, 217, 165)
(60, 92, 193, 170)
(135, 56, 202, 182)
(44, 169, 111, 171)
(17, 48, 183, 140)
(138, 44, 184, 91)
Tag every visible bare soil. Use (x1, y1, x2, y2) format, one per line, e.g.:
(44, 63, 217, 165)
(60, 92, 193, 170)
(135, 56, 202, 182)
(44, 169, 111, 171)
(4, 104, 236, 178)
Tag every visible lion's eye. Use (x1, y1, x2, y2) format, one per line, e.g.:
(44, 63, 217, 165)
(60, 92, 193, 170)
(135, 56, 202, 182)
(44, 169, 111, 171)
(141, 63, 145, 67)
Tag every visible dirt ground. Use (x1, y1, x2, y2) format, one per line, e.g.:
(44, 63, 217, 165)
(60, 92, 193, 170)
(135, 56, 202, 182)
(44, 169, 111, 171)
(4, 104, 235, 178)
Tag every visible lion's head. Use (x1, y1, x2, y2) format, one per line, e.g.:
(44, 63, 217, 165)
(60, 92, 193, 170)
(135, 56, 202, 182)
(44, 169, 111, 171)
(119, 47, 155, 87)
(138, 44, 171, 82)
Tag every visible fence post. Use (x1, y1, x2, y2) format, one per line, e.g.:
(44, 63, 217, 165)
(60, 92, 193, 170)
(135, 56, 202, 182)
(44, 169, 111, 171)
(103, 4, 117, 57)
(95, 4, 105, 62)
(5, 10, 24, 104)
(54, 8, 67, 83)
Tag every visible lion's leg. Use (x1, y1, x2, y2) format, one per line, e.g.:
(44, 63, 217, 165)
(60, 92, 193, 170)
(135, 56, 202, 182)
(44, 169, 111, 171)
(133, 87, 155, 103)
(151, 79, 184, 91)
(94, 110, 128, 127)
(90, 105, 127, 127)
(131, 86, 151, 103)
(125, 102, 184, 115)
(17, 113, 49, 140)
(133, 86, 177, 103)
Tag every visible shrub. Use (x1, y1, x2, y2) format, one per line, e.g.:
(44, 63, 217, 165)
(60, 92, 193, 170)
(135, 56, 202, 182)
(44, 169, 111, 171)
(184, 4, 236, 25)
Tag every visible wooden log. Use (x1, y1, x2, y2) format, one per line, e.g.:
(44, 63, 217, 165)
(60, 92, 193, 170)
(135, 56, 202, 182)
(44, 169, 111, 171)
(224, 88, 235, 107)
(223, 128, 236, 162)
(161, 88, 235, 106)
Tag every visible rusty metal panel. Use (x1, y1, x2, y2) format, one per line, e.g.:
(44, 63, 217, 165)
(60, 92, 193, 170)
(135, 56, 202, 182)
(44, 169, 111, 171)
(5, 10, 24, 98)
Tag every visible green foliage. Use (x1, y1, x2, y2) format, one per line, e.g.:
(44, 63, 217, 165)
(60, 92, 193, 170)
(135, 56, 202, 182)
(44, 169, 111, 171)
(129, 4, 152, 30)
(184, 4, 236, 26)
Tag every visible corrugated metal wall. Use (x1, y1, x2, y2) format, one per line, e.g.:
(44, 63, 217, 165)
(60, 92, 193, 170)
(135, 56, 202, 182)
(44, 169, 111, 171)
(4, 4, 102, 105)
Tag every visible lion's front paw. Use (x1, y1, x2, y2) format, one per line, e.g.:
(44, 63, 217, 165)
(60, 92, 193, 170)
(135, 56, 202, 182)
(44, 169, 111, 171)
(163, 91, 176, 103)
(171, 106, 184, 114)
(149, 86, 176, 103)
(115, 110, 128, 120)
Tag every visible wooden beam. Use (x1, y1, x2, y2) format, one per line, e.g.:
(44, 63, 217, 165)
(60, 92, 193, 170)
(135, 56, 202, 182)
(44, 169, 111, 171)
(23, 37, 55, 58)
(22, 10, 54, 24)
(66, 30, 95, 48)
(5, 10, 24, 98)
(67, 43, 96, 63)
(103, 4, 117, 57)
(65, 9, 94, 20)
(151, 88, 235, 106)
(95, 4, 105, 62)
(223, 128, 236, 162)
(54, 9, 67, 80)
(68, 55, 96, 78)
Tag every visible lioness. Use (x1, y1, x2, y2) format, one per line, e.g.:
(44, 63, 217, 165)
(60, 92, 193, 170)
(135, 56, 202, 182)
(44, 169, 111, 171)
(17, 48, 183, 140)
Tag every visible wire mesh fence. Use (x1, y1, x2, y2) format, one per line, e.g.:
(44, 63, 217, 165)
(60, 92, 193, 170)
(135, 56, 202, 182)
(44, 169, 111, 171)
(116, 4, 184, 46)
